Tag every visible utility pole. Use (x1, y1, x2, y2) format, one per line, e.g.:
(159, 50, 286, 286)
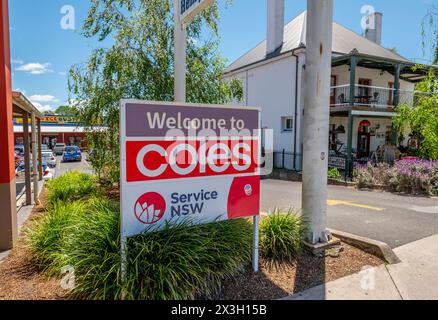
(174, 0, 187, 102)
(302, 0, 334, 244)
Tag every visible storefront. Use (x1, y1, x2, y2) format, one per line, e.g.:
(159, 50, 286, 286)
(330, 116, 395, 159)
(13, 115, 87, 149)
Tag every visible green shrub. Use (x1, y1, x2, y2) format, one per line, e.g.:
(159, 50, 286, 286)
(27, 169, 255, 300)
(26, 201, 88, 275)
(36, 195, 253, 300)
(45, 171, 96, 207)
(123, 219, 252, 300)
(260, 209, 307, 262)
(61, 197, 123, 299)
(328, 168, 342, 180)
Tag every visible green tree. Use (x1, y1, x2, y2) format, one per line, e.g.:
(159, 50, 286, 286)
(69, 0, 242, 183)
(55, 105, 79, 116)
(422, 4, 438, 64)
(393, 69, 438, 159)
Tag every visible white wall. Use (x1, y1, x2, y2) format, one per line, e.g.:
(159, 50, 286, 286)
(224, 55, 299, 170)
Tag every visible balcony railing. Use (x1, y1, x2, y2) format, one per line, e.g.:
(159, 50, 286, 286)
(329, 84, 430, 109)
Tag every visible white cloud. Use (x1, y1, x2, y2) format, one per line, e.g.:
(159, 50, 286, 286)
(11, 59, 23, 65)
(31, 101, 55, 113)
(16, 62, 53, 75)
(29, 94, 59, 103)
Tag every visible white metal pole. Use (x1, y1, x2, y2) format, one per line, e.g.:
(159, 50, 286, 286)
(252, 215, 260, 272)
(302, 0, 333, 244)
(174, 0, 187, 102)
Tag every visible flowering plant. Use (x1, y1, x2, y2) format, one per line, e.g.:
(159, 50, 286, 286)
(354, 159, 438, 196)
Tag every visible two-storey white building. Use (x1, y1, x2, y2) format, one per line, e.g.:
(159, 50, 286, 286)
(224, 7, 430, 173)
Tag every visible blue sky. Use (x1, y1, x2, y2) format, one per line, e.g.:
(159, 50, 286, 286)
(9, 0, 436, 113)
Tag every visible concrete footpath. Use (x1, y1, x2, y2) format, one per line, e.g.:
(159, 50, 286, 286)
(286, 234, 438, 300)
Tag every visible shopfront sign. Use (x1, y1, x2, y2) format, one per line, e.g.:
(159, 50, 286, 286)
(14, 115, 80, 125)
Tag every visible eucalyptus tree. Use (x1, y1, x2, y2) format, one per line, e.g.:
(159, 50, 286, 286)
(69, 0, 242, 182)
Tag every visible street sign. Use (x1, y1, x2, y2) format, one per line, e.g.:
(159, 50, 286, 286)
(180, 0, 215, 24)
(120, 100, 261, 238)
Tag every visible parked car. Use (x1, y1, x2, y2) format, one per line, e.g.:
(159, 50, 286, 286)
(41, 144, 50, 151)
(42, 150, 56, 168)
(15, 150, 23, 163)
(54, 143, 67, 155)
(42, 163, 54, 181)
(62, 146, 82, 162)
(15, 161, 53, 180)
(14, 144, 25, 155)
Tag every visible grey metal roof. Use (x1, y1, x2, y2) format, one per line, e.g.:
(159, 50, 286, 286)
(225, 11, 411, 74)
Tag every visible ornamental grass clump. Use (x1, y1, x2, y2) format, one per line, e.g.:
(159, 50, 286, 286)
(64, 211, 252, 300)
(123, 219, 253, 300)
(61, 197, 123, 299)
(45, 171, 96, 207)
(259, 209, 307, 262)
(26, 201, 88, 275)
(27, 169, 254, 300)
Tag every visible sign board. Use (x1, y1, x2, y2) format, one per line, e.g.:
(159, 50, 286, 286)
(120, 100, 261, 238)
(179, 0, 215, 24)
(14, 115, 81, 126)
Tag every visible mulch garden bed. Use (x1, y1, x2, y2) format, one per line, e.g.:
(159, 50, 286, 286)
(0, 204, 383, 300)
(0, 203, 69, 300)
(218, 242, 383, 300)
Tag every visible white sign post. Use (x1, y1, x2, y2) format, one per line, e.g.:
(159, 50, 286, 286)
(173, 0, 215, 102)
(120, 100, 262, 280)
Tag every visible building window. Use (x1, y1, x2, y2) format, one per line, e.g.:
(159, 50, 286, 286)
(281, 117, 293, 132)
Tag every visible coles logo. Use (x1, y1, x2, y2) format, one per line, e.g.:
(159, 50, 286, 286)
(126, 140, 258, 182)
(134, 192, 166, 225)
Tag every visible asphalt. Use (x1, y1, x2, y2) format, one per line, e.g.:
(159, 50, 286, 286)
(55, 154, 93, 177)
(15, 158, 438, 250)
(261, 179, 438, 249)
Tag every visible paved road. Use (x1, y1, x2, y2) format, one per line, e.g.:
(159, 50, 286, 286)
(51, 158, 438, 249)
(261, 179, 438, 249)
(55, 154, 93, 177)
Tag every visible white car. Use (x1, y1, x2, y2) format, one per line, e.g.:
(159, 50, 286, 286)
(42, 151, 57, 168)
(54, 143, 66, 155)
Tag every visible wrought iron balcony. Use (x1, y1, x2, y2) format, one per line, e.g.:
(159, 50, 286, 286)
(329, 84, 426, 109)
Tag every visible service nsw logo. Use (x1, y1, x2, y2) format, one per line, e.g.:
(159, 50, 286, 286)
(133, 175, 260, 226)
(125, 139, 258, 182)
(134, 189, 219, 225)
(134, 192, 166, 224)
